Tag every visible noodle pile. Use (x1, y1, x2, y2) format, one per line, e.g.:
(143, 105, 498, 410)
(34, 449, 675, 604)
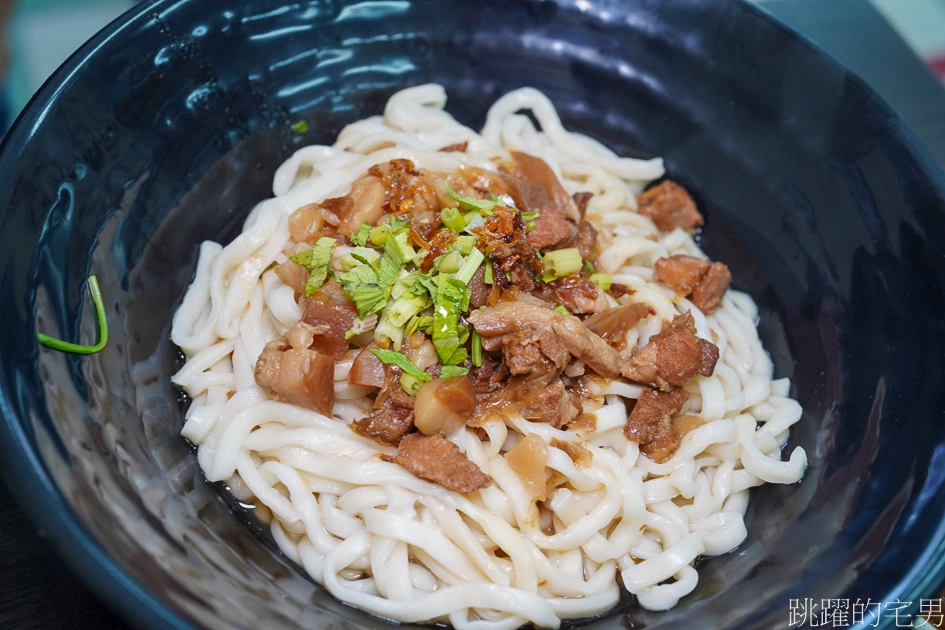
(171, 85, 807, 629)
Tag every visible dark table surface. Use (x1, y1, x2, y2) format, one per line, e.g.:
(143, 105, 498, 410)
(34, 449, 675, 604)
(2, 0, 945, 628)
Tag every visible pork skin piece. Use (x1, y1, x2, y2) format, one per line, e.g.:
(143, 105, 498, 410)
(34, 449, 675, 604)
(255, 339, 334, 416)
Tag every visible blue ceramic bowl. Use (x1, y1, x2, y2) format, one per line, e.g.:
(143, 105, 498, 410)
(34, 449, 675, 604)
(1, 0, 945, 628)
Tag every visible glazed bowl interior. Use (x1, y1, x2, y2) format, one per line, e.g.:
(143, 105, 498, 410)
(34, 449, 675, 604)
(2, 0, 945, 628)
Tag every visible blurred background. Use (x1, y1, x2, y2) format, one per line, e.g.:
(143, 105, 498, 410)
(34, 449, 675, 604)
(1, 0, 944, 133)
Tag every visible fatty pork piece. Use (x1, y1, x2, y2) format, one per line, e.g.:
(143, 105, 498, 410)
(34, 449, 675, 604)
(621, 312, 719, 391)
(625, 387, 689, 463)
(636, 180, 704, 232)
(392, 433, 490, 493)
(653, 255, 732, 315)
(254, 323, 334, 417)
(468, 299, 624, 379)
(584, 303, 655, 349)
(351, 365, 416, 445)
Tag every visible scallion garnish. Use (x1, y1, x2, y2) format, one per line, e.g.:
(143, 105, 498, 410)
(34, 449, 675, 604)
(439, 365, 469, 378)
(589, 273, 612, 292)
(471, 330, 483, 367)
(541, 247, 583, 282)
(37, 275, 108, 355)
(440, 207, 466, 232)
(431, 273, 470, 365)
(370, 348, 432, 382)
(446, 183, 500, 215)
(337, 237, 405, 318)
(350, 222, 372, 247)
(291, 237, 337, 297)
(455, 247, 485, 284)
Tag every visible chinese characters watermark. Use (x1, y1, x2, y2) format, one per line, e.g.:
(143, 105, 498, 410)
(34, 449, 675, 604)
(789, 598, 943, 628)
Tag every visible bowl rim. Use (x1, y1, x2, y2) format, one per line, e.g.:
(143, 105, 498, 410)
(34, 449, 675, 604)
(0, 2, 204, 628)
(0, 1, 944, 629)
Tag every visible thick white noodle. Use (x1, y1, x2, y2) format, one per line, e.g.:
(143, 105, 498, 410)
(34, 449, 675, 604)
(171, 84, 807, 629)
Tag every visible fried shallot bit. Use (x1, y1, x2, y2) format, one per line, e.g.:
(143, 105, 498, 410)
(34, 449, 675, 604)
(637, 180, 704, 232)
(624, 387, 690, 463)
(621, 312, 719, 390)
(438, 141, 468, 153)
(471, 203, 542, 291)
(255, 339, 335, 416)
(653, 255, 732, 314)
(369, 159, 439, 220)
(417, 227, 457, 272)
(393, 433, 490, 493)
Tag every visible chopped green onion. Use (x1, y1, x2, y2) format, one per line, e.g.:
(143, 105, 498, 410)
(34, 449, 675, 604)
(377, 238, 406, 287)
(431, 273, 470, 365)
(584, 260, 596, 274)
(291, 120, 309, 134)
(374, 314, 404, 350)
(339, 247, 380, 271)
(526, 220, 537, 232)
(455, 234, 477, 255)
(350, 222, 372, 247)
(37, 275, 108, 355)
(554, 304, 570, 316)
(387, 292, 432, 328)
(455, 247, 485, 284)
(440, 207, 466, 232)
(337, 237, 404, 318)
(400, 372, 426, 396)
(541, 247, 583, 282)
(521, 211, 541, 221)
(391, 215, 410, 230)
(391, 230, 416, 260)
(370, 348, 432, 382)
(440, 365, 469, 379)
(290, 237, 337, 297)
(405, 314, 434, 336)
(369, 225, 390, 246)
(471, 330, 483, 367)
(446, 183, 499, 215)
(437, 250, 463, 274)
(483, 257, 494, 285)
(589, 273, 612, 292)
